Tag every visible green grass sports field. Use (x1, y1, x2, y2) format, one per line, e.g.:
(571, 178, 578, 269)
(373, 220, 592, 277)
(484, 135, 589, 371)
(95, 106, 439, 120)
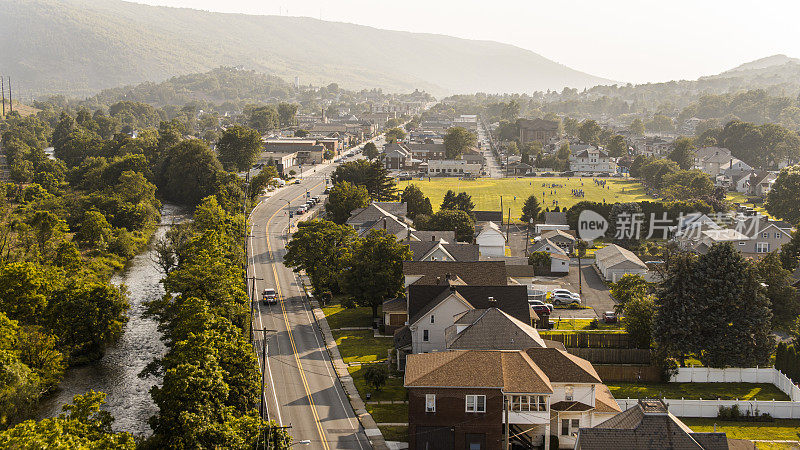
(397, 177, 652, 220)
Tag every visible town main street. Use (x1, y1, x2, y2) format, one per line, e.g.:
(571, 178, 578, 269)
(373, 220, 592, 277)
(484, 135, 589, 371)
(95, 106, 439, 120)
(246, 141, 378, 450)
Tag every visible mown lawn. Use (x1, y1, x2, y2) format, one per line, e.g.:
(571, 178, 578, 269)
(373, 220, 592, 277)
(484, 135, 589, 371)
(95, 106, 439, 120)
(397, 177, 651, 220)
(608, 382, 789, 401)
(367, 403, 409, 424)
(548, 318, 623, 331)
(379, 426, 409, 442)
(348, 365, 407, 402)
(332, 330, 393, 363)
(681, 418, 800, 442)
(321, 302, 374, 329)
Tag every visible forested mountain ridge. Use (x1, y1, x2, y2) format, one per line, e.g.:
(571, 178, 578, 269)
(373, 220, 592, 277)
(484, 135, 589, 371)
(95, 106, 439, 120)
(0, 0, 611, 99)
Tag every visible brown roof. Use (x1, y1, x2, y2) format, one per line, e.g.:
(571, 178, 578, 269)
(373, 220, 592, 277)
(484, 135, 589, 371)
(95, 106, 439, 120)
(519, 118, 560, 131)
(405, 350, 552, 394)
(393, 325, 412, 349)
(552, 401, 594, 412)
(404, 261, 508, 286)
(541, 229, 577, 242)
(445, 308, 545, 351)
(524, 347, 602, 384)
(595, 384, 622, 413)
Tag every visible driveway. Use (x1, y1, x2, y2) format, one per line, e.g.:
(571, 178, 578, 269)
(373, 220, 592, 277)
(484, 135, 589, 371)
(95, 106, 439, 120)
(548, 262, 616, 318)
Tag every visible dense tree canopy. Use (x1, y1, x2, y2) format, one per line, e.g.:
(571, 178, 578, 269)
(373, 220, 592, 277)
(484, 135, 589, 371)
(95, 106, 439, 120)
(215, 124, 263, 171)
(330, 159, 397, 201)
(766, 165, 800, 223)
(443, 127, 477, 159)
(325, 181, 371, 225)
(401, 184, 433, 220)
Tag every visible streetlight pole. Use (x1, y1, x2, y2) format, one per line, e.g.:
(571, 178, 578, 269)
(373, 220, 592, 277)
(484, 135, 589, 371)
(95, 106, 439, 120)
(255, 328, 277, 419)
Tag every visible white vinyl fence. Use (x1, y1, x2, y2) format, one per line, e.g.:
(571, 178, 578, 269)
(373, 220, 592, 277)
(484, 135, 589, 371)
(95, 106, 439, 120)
(671, 366, 800, 402)
(615, 366, 800, 418)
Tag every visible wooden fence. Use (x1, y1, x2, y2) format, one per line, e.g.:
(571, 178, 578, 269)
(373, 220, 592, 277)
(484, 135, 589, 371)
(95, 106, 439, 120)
(542, 332, 636, 349)
(566, 348, 651, 365)
(594, 364, 662, 383)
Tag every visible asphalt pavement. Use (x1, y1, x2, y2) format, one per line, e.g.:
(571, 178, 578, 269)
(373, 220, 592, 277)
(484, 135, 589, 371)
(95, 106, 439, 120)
(247, 143, 376, 450)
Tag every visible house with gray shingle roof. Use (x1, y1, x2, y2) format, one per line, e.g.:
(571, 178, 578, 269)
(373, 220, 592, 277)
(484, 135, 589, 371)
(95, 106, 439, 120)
(576, 399, 733, 449)
(594, 244, 647, 282)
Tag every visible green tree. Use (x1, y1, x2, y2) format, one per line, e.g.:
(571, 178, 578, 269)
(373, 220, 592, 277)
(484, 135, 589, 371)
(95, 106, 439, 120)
(330, 159, 397, 200)
(528, 251, 550, 275)
(630, 118, 646, 136)
(247, 105, 279, 134)
(780, 224, 800, 271)
(77, 211, 113, 249)
(363, 142, 379, 160)
(284, 220, 357, 293)
(440, 190, 474, 215)
(0, 262, 50, 327)
(0, 391, 135, 448)
(661, 170, 714, 201)
(624, 295, 655, 349)
(159, 139, 224, 207)
(668, 137, 696, 170)
(385, 127, 406, 143)
(216, 124, 263, 171)
(342, 230, 411, 318)
(415, 209, 475, 243)
(363, 364, 388, 391)
(401, 184, 433, 220)
(248, 165, 279, 201)
(444, 127, 477, 159)
(520, 194, 541, 224)
(754, 252, 800, 329)
(563, 117, 580, 137)
(610, 274, 649, 310)
(655, 251, 700, 365)
(578, 120, 601, 145)
(606, 135, 627, 157)
(277, 103, 299, 127)
(766, 165, 800, 223)
(325, 181, 371, 224)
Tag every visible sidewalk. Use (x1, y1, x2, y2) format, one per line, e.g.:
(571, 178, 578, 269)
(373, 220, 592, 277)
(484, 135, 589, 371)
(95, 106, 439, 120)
(300, 274, 389, 450)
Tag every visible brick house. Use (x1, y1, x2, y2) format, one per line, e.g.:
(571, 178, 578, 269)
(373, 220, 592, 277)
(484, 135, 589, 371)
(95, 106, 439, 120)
(405, 348, 621, 449)
(519, 118, 561, 145)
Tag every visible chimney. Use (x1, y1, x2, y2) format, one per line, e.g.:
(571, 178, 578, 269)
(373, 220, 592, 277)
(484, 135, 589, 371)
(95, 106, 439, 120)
(436, 276, 441, 284)
(488, 296, 496, 303)
(445, 272, 451, 281)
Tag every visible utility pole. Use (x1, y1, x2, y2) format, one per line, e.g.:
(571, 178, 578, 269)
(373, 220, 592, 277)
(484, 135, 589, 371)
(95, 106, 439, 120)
(7, 77, 11, 113)
(504, 394, 510, 449)
(1, 76, 5, 116)
(506, 208, 511, 243)
(247, 275, 263, 342)
(255, 328, 277, 419)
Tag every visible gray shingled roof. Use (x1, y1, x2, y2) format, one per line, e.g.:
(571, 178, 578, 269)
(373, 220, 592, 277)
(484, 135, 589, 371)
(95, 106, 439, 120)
(445, 308, 546, 350)
(403, 261, 508, 286)
(407, 241, 480, 261)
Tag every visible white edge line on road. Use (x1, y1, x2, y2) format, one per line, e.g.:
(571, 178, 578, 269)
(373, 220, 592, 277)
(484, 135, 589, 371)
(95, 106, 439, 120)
(248, 207, 284, 427)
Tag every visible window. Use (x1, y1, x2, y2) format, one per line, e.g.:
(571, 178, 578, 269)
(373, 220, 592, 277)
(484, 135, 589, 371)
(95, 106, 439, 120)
(776, 232, 782, 239)
(757, 242, 769, 253)
(425, 394, 436, 412)
(423, 329, 429, 341)
(762, 232, 769, 238)
(561, 419, 580, 436)
(509, 395, 548, 412)
(571, 419, 580, 430)
(466, 395, 486, 413)
(430, 315, 435, 324)
(561, 419, 569, 436)
(738, 241, 746, 246)
(565, 386, 574, 401)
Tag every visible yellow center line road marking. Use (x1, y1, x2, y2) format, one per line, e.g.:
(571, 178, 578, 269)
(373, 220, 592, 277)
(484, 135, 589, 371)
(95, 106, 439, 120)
(262, 183, 330, 450)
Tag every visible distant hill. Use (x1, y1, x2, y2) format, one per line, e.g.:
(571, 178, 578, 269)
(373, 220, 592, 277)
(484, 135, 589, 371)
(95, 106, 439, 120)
(0, 0, 612, 99)
(719, 54, 800, 75)
(700, 54, 800, 88)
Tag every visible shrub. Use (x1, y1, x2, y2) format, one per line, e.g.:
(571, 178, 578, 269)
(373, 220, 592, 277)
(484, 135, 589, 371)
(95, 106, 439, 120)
(341, 297, 356, 309)
(363, 364, 388, 391)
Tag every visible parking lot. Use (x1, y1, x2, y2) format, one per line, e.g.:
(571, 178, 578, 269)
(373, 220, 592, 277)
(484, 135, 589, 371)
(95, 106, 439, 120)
(534, 262, 616, 319)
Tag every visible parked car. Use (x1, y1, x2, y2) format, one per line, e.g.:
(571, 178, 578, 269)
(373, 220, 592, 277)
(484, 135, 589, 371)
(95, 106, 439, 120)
(262, 288, 277, 305)
(531, 304, 552, 317)
(295, 207, 306, 215)
(294, 179, 301, 184)
(552, 288, 579, 298)
(552, 292, 581, 306)
(602, 311, 618, 323)
(528, 299, 554, 313)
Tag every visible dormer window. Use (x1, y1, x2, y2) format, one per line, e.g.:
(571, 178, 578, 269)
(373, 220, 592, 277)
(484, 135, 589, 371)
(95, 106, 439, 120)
(565, 385, 574, 401)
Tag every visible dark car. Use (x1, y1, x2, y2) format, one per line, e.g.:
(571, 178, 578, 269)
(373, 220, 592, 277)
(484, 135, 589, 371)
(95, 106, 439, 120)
(531, 304, 551, 318)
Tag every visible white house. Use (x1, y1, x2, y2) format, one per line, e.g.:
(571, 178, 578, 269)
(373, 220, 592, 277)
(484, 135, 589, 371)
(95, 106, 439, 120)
(569, 147, 617, 173)
(594, 244, 648, 282)
(425, 159, 482, 177)
(476, 221, 506, 257)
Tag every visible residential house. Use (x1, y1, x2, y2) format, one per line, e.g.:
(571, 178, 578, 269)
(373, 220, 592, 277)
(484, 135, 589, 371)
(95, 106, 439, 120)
(530, 238, 570, 274)
(407, 241, 480, 262)
(444, 308, 549, 351)
(346, 202, 459, 242)
(749, 171, 778, 197)
(569, 147, 617, 173)
(382, 143, 411, 170)
(540, 229, 577, 254)
(405, 348, 621, 449)
(576, 399, 735, 450)
(346, 202, 408, 230)
(425, 159, 482, 177)
(676, 216, 793, 258)
(694, 147, 732, 176)
(519, 118, 561, 145)
(476, 222, 506, 257)
(535, 212, 570, 234)
(594, 244, 648, 282)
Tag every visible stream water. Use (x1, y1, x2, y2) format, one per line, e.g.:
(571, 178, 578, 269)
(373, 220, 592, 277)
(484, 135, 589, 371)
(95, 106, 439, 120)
(36, 204, 187, 436)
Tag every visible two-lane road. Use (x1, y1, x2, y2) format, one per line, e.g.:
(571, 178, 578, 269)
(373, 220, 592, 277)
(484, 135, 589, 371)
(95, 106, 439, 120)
(247, 146, 375, 449)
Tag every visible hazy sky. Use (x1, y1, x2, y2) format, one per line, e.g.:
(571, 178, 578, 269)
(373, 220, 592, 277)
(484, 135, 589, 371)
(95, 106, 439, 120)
(135, 0, 800, 84)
